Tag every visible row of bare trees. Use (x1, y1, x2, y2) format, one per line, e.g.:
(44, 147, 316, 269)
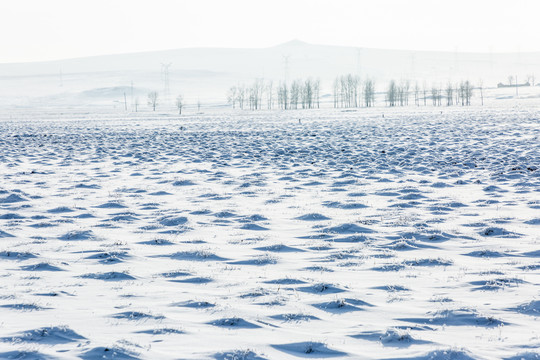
(146, 91, 187, 113)
(226, 76, 483, 111)
(227, 80, 270, 110)
(332, 74, 375, 108)
(277, 78, 320, 110)
(386, 80, 475, 107)
(228, 78, 321, 110)
(385, 80, 411, 107)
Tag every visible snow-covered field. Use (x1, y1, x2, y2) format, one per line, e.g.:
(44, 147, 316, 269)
(0, 107, 539, 359)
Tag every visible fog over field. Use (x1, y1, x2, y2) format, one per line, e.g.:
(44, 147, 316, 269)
(1, 40, 539, 108)
(1, 1, 540, 359)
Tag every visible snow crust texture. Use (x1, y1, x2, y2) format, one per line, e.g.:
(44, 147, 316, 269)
(0, 108, 539, 359)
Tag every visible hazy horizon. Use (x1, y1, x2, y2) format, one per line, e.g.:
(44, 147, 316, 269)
(2, 38, 539, 66)
(2, 0, 540, 64)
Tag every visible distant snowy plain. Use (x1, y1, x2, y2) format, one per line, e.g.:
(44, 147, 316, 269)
(0, 106, 539, 359)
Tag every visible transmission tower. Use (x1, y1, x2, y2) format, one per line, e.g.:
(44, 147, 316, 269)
(161, 62, 172, 104)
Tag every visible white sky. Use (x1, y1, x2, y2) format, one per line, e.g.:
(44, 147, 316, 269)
(1, 0, 539, 63)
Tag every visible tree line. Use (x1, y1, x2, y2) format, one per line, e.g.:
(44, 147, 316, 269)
(224, 75, 479, 111)
(143, 76, 483, 113)
(227, 78, 321, 110)
(332, 74, 375, 108)
(385, 80, 474, 107)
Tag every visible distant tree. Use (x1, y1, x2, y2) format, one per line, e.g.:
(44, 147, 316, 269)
(431, 86, 439, 106)
(176, 95, 184, 114)
(227, 86, 238, 109)
(529, 74, 536, 86)
(333, 78, 339, 108)
(386, 80, 397, 107)
(431, 87, 437, 106)
(413, 82, 420, 106)
(477, 79, 484, 106)
(364, 79, 375, 107)
(290, 80, 300, 109)
(148, 91, 158, 111)
(278, 82, 289, 110)
(236, 85, 246, 110)
(464, 80, 473, 105)
(396, 83, 405, 106)
(445, 83, 453, 106)
(248, 79, 264, 110)
(302, 78, 315, 109)
(313, 78, 321, 108)
(458, 80, 473, 106)
(402, 80, 410, 106)
(197, 98, 201, 112)
(266, 81, 273, 110)
(508, 75, 514, 86)
(134, 97, 139, 112)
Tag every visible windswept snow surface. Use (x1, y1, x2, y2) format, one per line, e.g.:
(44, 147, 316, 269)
(0, 107, 539, 359)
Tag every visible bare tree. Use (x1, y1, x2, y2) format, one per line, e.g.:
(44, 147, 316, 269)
(431, 86, 442, 106)
(333, 78, 339, 108)
(422, 81, 427, 106)
(508, 75, 514, 86)
(403, 80, 410, 106)
(464, 80, 473, 105)
(477, 79, 484, 106)
(227, 86, 238, 109)
(290, 80, 300, 109)
(148, 91, 158, 111)
(278, 82, 289, 110)
(445, 83, 453, 106)
(237, 85, 246, 110)
(313, 78, 321, 108)
(266, 81, 273, 110)
(386, 80, 397, 107)
(364, 79, 375, 107)
(176, 95, 184, 114)
(248, 79, 264, 110)
(458, 80, 473, 106)
(414, 82, 420, 106)
(134, 97, 139, 112)
(302, 79, 315, 109)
